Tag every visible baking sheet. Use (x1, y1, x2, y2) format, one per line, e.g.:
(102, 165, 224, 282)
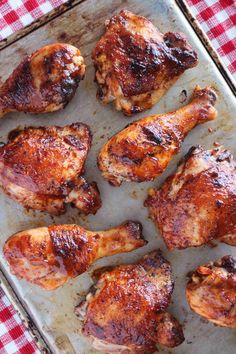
(0, 0, 236, 353)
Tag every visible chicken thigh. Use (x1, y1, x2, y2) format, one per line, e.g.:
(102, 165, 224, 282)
(92, 10, 198, 115)
(145, 145, 236, 250)
(186, 256, 236, 328)
(98, 86, 217, 186)
(76, 250, 184, 353)
(0, 123, 101, 215)
(0, 43, 85, 118)
(4, 221, 146, 290)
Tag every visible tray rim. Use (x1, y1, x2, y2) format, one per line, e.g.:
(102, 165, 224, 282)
(0, 1, 235, 353)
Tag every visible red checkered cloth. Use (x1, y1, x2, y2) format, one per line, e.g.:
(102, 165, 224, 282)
(0, 0, 67, 39)
(0, 0, 235, 353)
(187, 0, 236, 78)
(0, 288, 40, 353)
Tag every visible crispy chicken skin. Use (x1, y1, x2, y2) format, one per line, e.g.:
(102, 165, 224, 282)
(98, 86, 217, 186)
(0, 43, 85, 118)
(0, 123, 101, 215)
(92, 10, 198, 115)
(76, 250, 184, 353)
(3, 221, 146, 290)
(186, 256, 236, 328)
(145, 145, 236, 250)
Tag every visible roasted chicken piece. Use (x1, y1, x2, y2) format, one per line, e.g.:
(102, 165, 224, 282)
(145, 145, 236, 250)
(98, 86, 217, 186)
(92, 10, 198, 115)
(0, 43, 85, 118)
(76, 250, 184, 353)
(186, 256, 236, 328)
(4, 221, 146, 290)
(0, 123, 101, 215)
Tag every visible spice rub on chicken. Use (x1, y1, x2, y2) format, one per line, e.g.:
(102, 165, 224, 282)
(0, 123, 101, 215)
(0, 43, 85, 118)
(98, 86, 217, 186)
(4, 221, 146, 290)
(76, 250, 184, 353)
(186, 256, 236, 328)
(92, 10, 198, 115)
(146, 145, 236, 250)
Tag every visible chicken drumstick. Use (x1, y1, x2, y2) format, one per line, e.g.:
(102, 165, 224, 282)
(98, 86, 217, 186)
(0, 43, 85, 118)
(4, 221, 146, 290)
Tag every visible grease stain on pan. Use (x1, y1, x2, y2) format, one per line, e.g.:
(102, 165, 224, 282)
(51, 8, 103, 49)
(15, 46, 27, 59)
(55, 335, 76, 354)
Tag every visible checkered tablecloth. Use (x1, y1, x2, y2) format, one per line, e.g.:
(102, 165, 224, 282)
(0, 288, 40, 354)
(0, 0, 66, 40)
(188, 0, 236, 78)
(0, 0, 235, 353)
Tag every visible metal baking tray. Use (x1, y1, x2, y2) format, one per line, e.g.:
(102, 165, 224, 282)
(0, 0, 235, 353)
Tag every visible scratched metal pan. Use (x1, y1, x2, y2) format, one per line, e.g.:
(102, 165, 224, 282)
(0, 0, 235, 353)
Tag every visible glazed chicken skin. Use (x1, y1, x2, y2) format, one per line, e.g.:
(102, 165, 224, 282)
(145, 145, 236, 250)
(98, 86, 217, 186)
(186, 256, 236, 328)
(0, 43, 85, 118)
(76, 250, 184, 353)
(3, 221, 146, 290)
(0, 123, 101, 215)
(92, 10, 198, 115)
